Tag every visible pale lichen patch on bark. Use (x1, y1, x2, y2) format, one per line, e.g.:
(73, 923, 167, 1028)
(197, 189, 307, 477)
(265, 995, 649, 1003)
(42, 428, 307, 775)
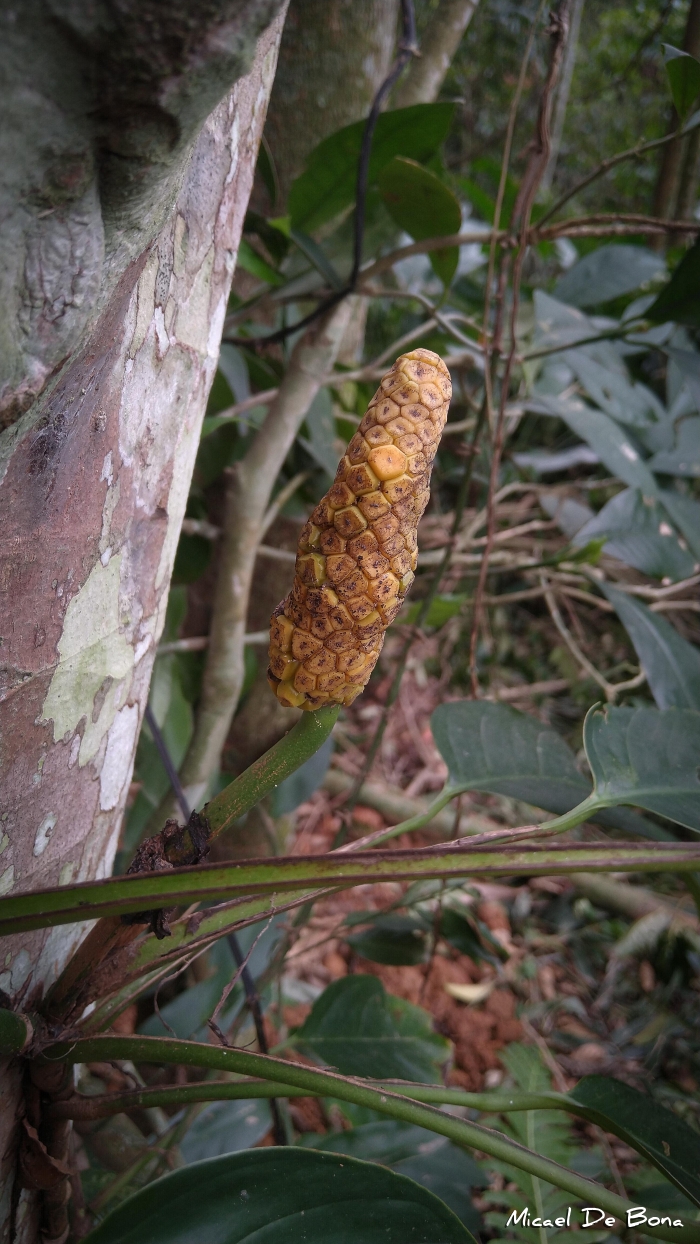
(100, 703, 140, 811)
(32, 814, 56, 858)
(40, 554, 135, 765)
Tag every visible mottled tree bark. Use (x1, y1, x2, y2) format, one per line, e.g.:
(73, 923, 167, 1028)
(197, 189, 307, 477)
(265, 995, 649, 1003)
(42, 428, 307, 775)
(0, 4, 286, 1239)
(263, 0, 400, 203)
(393, 0, 480, 109)
(652, 0, 700, 226)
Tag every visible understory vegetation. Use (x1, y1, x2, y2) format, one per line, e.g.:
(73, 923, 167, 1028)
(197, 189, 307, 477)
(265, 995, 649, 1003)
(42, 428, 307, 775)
(4, 2, 700, 1241)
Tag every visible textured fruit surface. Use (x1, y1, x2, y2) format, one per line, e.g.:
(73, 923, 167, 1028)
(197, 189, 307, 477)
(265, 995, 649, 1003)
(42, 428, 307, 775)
(268, 349, 452, 710)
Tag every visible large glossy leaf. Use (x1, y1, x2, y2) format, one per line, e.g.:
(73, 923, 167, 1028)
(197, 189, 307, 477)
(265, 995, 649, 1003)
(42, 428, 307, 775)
(601, 583, 700, 710)
(573, 488, 697, 581)
(530, 396, 660, 495)
(288, 103, 454, 233)
(84, 1148, 474, 1244)
(181, 1099, 272, 1162)
(664, 45, 700, 120)
(648, 416, 700, 477)
(299, 1122, 483, 1232)
(553, 245, 666, 309)
(378, 157, 461, 285)
(583, 704, 700, 831)
(294, 975, 449, 1082)
(647, 239, 700, 328)
(568, 1076, 700, 1208)
(430, 700, 668, 839)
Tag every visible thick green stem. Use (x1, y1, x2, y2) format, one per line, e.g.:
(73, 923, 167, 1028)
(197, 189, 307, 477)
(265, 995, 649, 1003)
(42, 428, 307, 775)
(47, 1079, 564, 1120)
(39, 1035, 700, 1244)
(150, 705, 340, 866)
(5, 840, 700, 936)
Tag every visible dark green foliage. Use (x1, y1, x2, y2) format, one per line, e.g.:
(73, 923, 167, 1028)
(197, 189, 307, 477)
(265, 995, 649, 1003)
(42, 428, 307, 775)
(84, 1149, 475, 1244)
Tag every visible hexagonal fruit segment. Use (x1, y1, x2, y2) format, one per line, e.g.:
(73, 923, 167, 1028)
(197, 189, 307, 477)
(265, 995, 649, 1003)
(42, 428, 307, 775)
(347, 433, 370, 464)
(367, 445, 407, 481)
(334, 505, 368, 537)
(269, 651, 299, 681)
(381, 475, 414, 504)
(292, 629, 323, 660)
(270, 613, 294, 653)
(276, 681, 307, 708)
(296, 553, 327, 586)
(326, 553, 356, 583)
(305, 647, 337, 674)
(346, 462, 380, 496)
(317, 670, 346, 694)
(365, 424, 392, 447)
(336, 567, 369, 598)
(357, 491, 390, 522)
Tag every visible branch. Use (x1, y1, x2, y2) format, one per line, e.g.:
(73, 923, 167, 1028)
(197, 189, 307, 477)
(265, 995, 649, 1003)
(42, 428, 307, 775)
(538, 118, 700, 227)
(393, 0, 480, 108)
(6, 841, 700, 935)
(36, 1034, 700, 1244)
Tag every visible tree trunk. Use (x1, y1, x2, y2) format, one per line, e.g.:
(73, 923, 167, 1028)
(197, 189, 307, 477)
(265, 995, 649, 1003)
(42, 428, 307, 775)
(540, 0, 585, 195)
(393, 0, 480, 109)
(263, 0, 400, 204)
(0, 4, 286, 1239)
(652, 0, 700, 226)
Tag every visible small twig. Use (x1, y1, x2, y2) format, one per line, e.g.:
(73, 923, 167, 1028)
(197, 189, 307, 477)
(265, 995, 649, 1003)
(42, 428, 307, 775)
(470, 2, 571, 697)
(208, 916, 273, 1044)
(541, 578, 647, 702)
(202, 388, 278, 424)
(157, 632, 269, 655)
(261, 471, 311, 537)
(537, 122, 700, 227)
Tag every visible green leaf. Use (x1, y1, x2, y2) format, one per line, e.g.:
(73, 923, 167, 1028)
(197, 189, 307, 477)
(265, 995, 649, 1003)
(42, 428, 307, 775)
(345, 914, 428, 965)
(402, 594, 467, 627)
(83, 1148, 474, 1244)
(172, 533, 212, 584)
(647, 239, 700, 327)
(236, 237, 283, 286)
(378, 157, 461, 285)
(568, 1075, 700, 1209)
(270, 733, 334, 817)
(297, 387, 341, 480)
(430, 700, 666, 839)
(553, 244, 666, 309)
(299, 1123, 484, 1233)
(393, 1145, 485, 1236)
(295, 975, 449, 1082)
(664, 44, 700, 121)
(288, 103, 454, 234)
(583, 704, 700, 831)
(531, 396, 660, 495)
(648, 416, 700, 477)
(659, 487, 700, 559)
(601, 583, 700, 710)
(563, 349, 659, 428)
(573, 488, 697, 582)
(181, 1099, 272, 1162)
(290, 228, 344, 291)
(439, 907, 505, 963)
(299, 1120, 446, 1164)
